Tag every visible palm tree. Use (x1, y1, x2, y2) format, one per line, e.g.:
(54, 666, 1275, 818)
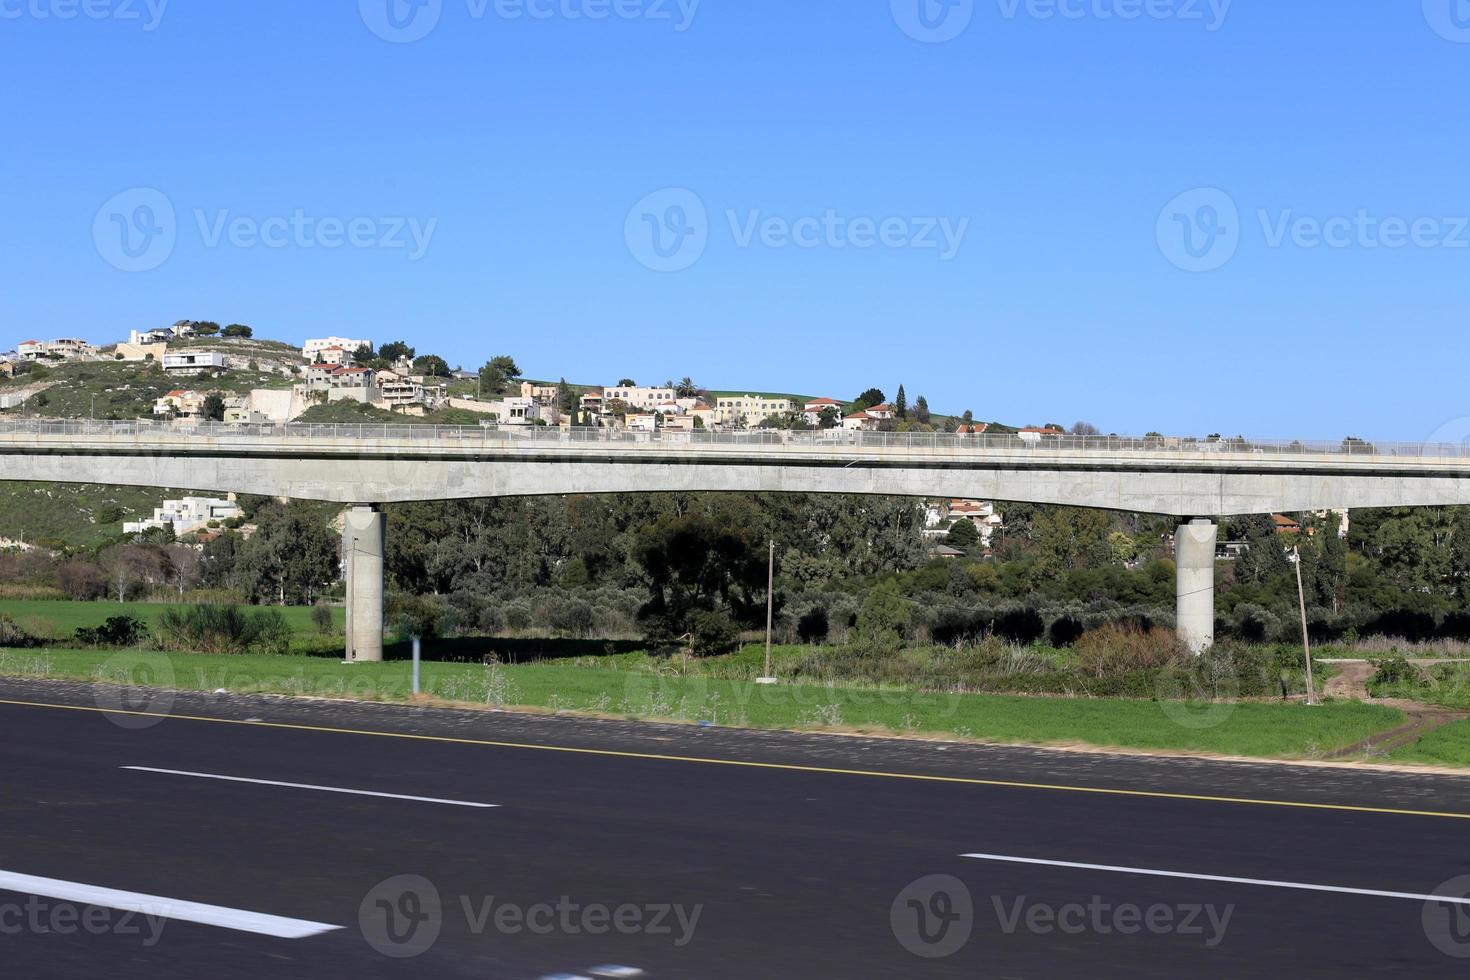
(676, 377, 698, 398)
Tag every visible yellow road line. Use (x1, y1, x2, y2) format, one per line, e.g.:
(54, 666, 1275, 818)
(4, 696, 1469, 821)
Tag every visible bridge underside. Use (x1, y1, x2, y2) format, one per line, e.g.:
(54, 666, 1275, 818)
(8, 449, 1470, 659)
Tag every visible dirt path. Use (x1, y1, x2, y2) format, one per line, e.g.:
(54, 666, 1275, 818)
(1321, 660, 1468, 760)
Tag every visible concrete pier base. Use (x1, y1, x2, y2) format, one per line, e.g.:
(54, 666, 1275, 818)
(344, 505, 385, 663)
(1176, 519, 1218, 654)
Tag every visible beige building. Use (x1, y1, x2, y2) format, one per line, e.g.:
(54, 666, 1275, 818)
(713, 395, 797, 427)
(603, 385, 677, 411)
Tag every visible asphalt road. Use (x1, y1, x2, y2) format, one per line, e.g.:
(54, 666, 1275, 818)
(3, 677, 1470, 978)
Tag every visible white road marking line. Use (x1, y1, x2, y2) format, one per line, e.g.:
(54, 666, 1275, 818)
(960, 854, 1470, 905)
(591, 968, 645, 978)
(122, 766, 498, 809)
(0, 870, 341, 939)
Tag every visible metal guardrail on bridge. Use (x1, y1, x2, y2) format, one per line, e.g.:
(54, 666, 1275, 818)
(0, 419, 1467, 459)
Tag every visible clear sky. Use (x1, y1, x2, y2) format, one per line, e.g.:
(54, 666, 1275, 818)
(2, 1, 1468, 442)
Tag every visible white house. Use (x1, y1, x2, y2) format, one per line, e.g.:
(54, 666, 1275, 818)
(162, 351, 227, 374)
(154, 389, 206, 417)
(842, 411, 879, 432)
(16, 341, 44, 361)
(124, 497, 242, 536)
(802, 398, 844, 427)
(303, 337, 371, 360)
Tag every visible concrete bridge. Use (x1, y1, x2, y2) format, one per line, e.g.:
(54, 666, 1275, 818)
(4, 419, 1470, 659)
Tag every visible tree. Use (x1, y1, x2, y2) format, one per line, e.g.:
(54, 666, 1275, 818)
(557, 378, 576, 416)
(853, 388, 885, 411)
(221, 324, 252, 338)
(379, 341, 415, 363)
(915, 395, 930, 425)
(676, 377, 698, 398)
(895, 385, 907, 419)
(193, 323, 220, 336)
(163, 543, 201, 598)
(478, 355, 522, 397)
(617, 378, 637, 387)
(201, 394, 226, 422)
(352, 343, 375, 363)
(946, 519, 980, 548)
(1070, 421, 1100, 436)
(235, 503, 339, 604)
(817, 406, 840, 429)
(413, 354, 451, 377)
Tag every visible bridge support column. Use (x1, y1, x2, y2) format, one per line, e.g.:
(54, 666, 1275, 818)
(1176, 519, 1217, 655)
(344, 505, 384, 663)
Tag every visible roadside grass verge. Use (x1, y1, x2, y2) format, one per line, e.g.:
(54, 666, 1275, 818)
(0, 646, 1403, 760)
(1391, 719, 1470, 767)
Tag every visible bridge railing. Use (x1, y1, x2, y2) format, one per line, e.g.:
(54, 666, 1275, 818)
(0, 418, 1465, 459)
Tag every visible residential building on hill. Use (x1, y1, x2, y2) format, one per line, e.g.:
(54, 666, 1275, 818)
(714, 394, 796, 427)
(124, 497, 242, 536)
(303, 337, 370, 360)
(162, 351, 227, 374)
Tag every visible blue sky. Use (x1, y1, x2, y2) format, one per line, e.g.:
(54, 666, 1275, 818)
(2, 1, 1468, 441)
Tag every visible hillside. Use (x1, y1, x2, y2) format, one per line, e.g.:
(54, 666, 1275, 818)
(0, 482, 194, 549)
(0, 358, 296, 421)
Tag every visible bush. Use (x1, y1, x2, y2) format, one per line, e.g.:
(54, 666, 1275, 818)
(689, 610, 739, 657)
(1371, 655, 1420, 686)
(311, 603, 335, 635)
(0, 614, 42, 649)
(1074, 623, 1184, 678)
(156, 605, 292, 655)
(74, 616, 149, 648)
(797, 606, 830, 644)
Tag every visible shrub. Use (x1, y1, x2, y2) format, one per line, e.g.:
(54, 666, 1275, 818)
(0, 614, 42, 649)
(156, 605, 291, 655)
(689, 610, 739, 657)
(74, 616, 149, 648)
(310, 603, 335, 635)
(1371, 655, 1420, 686)
(1074, 623, 1184, 678)
(797, 607, 830, 644)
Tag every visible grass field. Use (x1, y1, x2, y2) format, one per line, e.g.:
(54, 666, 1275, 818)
(0, 644, 1404, 760)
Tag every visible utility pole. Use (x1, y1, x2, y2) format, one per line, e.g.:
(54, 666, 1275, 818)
(1291, 546, 1319, 706)
(758, 539, 777, 684)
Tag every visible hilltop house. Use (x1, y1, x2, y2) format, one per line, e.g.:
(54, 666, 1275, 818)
(124, 497, 242, 536)
(802, 398, 844, 427)
(154, 390, 206, 418)
(714, 395, 797, 428)
(162, 351, 227, 374)
(303, 337, 370, 361)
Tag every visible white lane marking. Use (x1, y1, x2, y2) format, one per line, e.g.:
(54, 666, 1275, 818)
(960, 854, 1470, 905)
(0, 870, 341, 939)
(591, 969, 646, 978)
(122, 766, 498, 809)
